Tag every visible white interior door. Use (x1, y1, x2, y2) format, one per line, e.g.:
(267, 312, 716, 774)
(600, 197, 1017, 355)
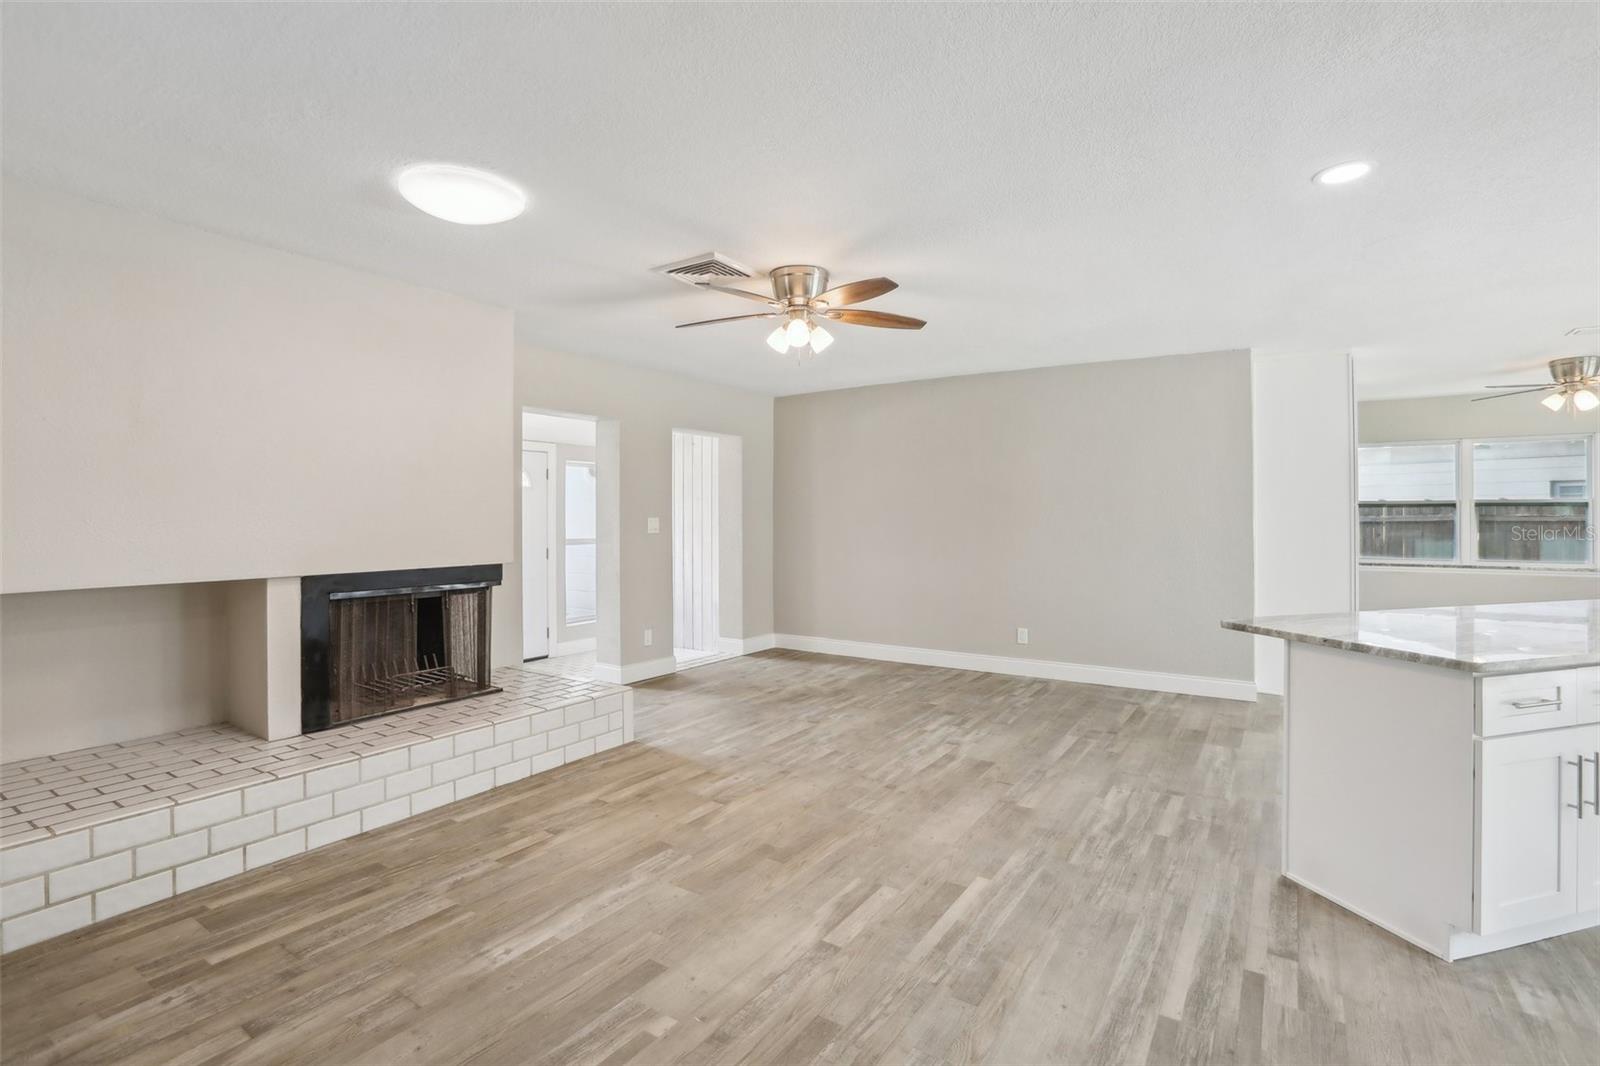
(522, 448, 549, 660)
(672, 431, 719, 654)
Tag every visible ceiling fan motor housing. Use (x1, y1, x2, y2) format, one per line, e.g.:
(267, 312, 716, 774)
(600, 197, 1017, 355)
(1552, 355, 1599, 383)
(769, 265, 830, 309)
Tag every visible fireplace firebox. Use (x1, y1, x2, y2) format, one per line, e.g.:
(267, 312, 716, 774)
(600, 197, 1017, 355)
(300, 565, 503, 733)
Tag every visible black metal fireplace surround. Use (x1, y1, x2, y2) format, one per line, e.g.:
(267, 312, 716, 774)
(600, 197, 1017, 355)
(300, 565, 503, 734)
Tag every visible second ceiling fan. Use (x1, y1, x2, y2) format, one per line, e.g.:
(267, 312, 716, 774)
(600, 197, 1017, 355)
(676, 264, 925, 356)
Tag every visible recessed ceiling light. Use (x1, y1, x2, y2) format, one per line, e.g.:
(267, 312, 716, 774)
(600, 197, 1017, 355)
(396, 163, 527, 225)
(1312, 161, 1373, 186)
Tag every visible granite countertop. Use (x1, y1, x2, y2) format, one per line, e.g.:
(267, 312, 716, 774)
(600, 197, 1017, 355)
(1223, 599, 1600, 675)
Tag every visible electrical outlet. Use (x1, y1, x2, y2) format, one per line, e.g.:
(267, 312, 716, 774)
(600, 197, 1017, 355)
(646, 516, 660, 534)
(1016, 627, 1029, 645)
(643, 627, 654, 647)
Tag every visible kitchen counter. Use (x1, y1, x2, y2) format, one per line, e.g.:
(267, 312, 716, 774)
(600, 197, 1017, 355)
(1226, 598, 1599, 961)
(1223, 598, 1600, 675)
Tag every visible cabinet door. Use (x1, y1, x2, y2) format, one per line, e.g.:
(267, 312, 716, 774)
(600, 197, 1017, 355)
(1577, 726, 1600, 915)
(1478, 729, 1581, 934)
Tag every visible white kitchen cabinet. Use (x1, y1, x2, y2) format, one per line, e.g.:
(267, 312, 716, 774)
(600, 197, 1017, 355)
(1230, 602, 1600, 961)
(1476, 724, 1598, 935)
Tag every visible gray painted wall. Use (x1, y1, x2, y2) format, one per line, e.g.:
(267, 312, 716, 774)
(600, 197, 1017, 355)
(1359, 392, 1599, 443)
(2, 584, 230, 759)
(774, 349, 1255, 682)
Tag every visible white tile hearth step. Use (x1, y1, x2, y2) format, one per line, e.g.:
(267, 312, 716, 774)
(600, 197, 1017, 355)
(0, 665, 634, 953)
(0, 667, 619, 834)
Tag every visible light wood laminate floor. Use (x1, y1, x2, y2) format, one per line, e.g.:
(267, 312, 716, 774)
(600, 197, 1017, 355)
(2, 651, 1596, 1065)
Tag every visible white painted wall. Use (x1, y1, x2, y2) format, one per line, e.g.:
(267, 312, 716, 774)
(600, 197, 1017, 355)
(522, 411, 596, 447)
(1, 179, 514, 593)
(1251, 352, 1358, 695)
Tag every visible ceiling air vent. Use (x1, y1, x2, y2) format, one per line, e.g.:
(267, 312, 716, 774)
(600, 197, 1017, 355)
(653, 252, 757, 287)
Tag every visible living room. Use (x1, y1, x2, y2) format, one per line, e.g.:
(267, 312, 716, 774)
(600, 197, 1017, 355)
(1, 5, 1596, 1065)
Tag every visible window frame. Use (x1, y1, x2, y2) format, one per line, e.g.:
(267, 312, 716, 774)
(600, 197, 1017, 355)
(1358, 432, 1598, 571)
(562, 459, 598, 626)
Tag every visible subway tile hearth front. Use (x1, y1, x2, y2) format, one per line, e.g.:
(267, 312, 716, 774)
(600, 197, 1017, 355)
(0, 666, 633, 953)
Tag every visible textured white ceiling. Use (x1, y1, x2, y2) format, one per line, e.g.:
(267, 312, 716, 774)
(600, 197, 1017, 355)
(3, 3, 1595, 398)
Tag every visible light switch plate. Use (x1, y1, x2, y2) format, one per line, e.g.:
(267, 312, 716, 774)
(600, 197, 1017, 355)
(1016, 627, 1029, 645)
(643, 627, 654, 647)
(646, 516, 660, 534)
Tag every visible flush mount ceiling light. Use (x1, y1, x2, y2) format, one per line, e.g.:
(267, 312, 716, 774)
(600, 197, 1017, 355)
(1474, 356, 1600, 414)
(396, 163, 527, 224)
(673, 265, 925, 360)
(1312, 160, 1374, 186)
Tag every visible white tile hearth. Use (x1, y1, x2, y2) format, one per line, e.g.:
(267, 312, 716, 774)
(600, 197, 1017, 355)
(0, 665, 632, 953)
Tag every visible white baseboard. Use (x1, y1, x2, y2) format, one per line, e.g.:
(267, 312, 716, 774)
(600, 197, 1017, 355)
(553, 636, 596, 656)
(718, 633, 776, 656)
(772, 634, 1255, 702)
(592, 655, 678, 686)
(1447, 909, 1599, 961)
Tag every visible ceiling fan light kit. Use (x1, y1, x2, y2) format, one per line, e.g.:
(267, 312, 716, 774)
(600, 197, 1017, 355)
(674, 263, 925, 360)
(1475, 355, 1600, 414)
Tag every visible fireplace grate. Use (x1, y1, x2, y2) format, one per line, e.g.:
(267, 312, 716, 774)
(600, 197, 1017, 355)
(328, 585, 498, 726)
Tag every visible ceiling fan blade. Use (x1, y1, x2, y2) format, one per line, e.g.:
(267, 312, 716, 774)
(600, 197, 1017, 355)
(1482, 383, 1557, 389)
(674, 312, 780, 329)
(695, 282, 776, 305)
(1471, 387, 1558, 402)
(816, 277, 897, 307)
(828, 309, 926, 330)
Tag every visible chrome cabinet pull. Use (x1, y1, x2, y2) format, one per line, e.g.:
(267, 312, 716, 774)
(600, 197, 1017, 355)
(1508, 687, 1563, 712)
(1570, 757, 1587, 819)
(1587, 753, 1600, 815)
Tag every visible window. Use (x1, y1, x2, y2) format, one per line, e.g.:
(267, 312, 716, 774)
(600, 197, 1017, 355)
(1359, 435, 1595, 568)
(1473, 438, 1590, 564)
(563, 461, 597, 624)
(1358, 443, 1458, 561)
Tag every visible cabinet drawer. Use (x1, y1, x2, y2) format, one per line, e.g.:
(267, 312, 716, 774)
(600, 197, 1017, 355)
(1478, 670, 1580, 737)
(1580, 666, 1600, 725)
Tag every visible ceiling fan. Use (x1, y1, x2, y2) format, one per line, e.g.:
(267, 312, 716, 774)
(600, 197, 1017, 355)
(1473, 356, 1599, 413)
(675, 264, 925, 356)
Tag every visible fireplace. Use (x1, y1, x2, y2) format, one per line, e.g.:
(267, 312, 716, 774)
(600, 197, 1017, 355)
(300, 565, 502, 733)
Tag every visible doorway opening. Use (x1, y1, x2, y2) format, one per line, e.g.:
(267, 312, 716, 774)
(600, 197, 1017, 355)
(520, 410, 599, 671)
(672, 430, 727, 670)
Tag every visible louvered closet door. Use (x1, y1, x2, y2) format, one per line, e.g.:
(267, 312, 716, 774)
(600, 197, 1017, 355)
(672, 431, 720, 653)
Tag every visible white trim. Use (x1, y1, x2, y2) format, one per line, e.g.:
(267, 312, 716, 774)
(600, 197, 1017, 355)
(1344, 352, 1360, 616)
(520, 441, 558, 661)
(592, 655, 678, 686)
(1358, 430, 1598, 569)
(1447, 909, 1600, 961)
(773, 634, 1255, 702)
(552, 636, 596, 657)
(718, 633, 776, 656)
